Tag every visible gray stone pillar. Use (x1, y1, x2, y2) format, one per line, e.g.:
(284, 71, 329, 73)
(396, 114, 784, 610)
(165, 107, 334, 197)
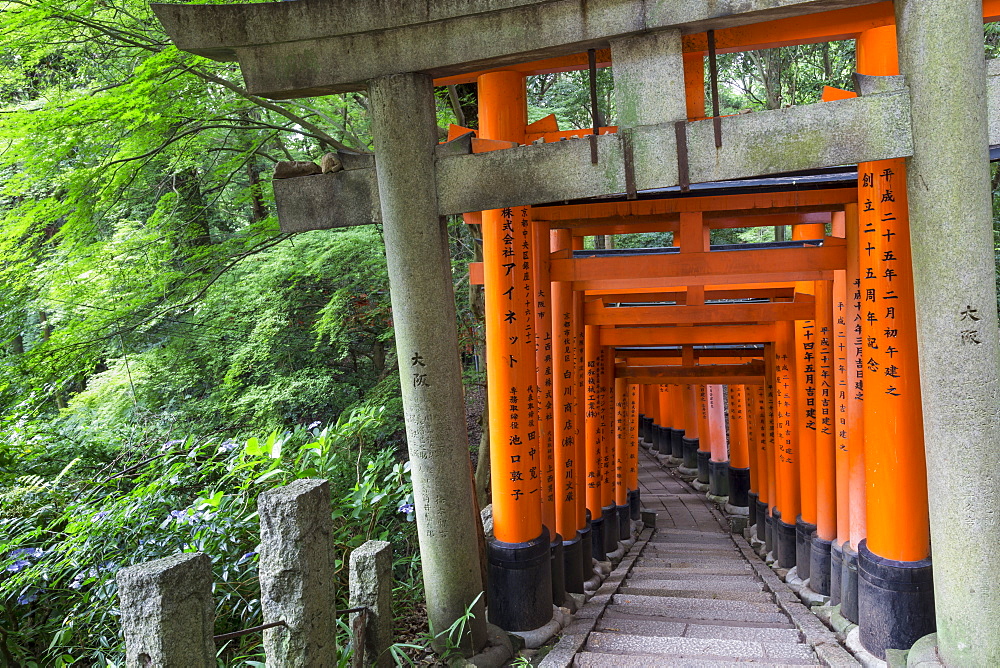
(117, 552, 215, 668)
(895, 2, 1000, 665)
(367, 72, 487, 655)
(349, 540, 394, 668)
(610, 29, 686, 127)
(258, 479, 337, 667)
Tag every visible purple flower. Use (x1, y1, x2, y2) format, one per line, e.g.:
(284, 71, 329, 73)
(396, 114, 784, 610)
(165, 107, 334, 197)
(6, 559, 30, 573)
(17, 588, 38, 605)
(236, 551, 257, 566)
(10, 548, 43, 558)
(307, 421, 321, 430)
(93, 511, 109, 521)
(217, 440, 238, 453)
(160, 439, 185, 452)
(397, 503, 414, 514)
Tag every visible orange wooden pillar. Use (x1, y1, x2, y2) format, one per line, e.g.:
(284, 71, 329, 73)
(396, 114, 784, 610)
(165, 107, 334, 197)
(627, 381, 640, 520)
(532, 217, 564, 606)
(854, 26, 933, 657)
(726, 385, 752, 512)
(810, 277, 837, 595)
(679, 384, 701, 474)
(668, 383, 685, 461)
(774, 320, 800, 569)
(613, 376, 631, 542)
(831, 214, 852, 607)
(654, 383, 671, 459)
(695, 384, 712, 485)
(792, 223, 824, 578)
(763, 348, 780, 554)
(479, 71, 551, 630)
(751, 384, 772, 543)
(550, 229, 587, 594)
(705, 384, 729, 497)
(571, 252, 592, 578)
(583, 324, 610, 562)
(600, 346, 620, 553)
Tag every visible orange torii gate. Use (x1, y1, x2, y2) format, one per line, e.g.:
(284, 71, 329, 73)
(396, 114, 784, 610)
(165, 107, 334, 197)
(158, 0, 1000, 664)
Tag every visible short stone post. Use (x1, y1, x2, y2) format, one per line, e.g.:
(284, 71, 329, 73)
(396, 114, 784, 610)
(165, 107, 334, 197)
(258, 479, 337, 667)
(349, 540, 394, 668)
(117, 552, 215, 668)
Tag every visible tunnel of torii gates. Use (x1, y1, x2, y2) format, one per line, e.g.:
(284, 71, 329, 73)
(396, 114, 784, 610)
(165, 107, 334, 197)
(155, 0, 1000, 664)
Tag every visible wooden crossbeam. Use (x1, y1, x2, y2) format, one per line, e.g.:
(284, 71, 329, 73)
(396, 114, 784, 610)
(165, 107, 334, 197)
(622, 355, 764, 365)
(585, 299, 814, 326)
(531, 189, 857, 222)
(598, 287, 796, 302)
(619, 362, 767, 384)
(601, 324, 777, 347)
(551, 240, 846, 283)
(616, 347, 765, 359)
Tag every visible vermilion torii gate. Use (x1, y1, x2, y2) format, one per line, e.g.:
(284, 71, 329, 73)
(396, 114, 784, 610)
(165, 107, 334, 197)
(155, 1, 1000, 664)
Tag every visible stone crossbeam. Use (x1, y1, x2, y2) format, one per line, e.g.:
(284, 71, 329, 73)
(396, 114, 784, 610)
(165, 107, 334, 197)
(271, 87, 919, 234)
(153, 0, 883, 97)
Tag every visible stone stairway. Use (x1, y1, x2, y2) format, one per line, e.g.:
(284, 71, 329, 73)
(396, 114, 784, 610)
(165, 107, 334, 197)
(540, 449, 858, 667)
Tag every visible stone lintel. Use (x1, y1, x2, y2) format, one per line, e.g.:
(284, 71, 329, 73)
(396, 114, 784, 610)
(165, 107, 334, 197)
(275, 168, 380, 234)
(153, 0, 883, 98)
(438, 90, 912, 214)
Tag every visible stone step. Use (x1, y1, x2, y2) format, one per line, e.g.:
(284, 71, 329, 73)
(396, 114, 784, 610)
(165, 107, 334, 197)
(634, 558, 748, 571)
(629, 564, 753, 576)
(585, 632, 820, 663)
(643, 543, 740, 555)
(626, 570, 758, 583)
(594, 617, 803, 644)
(613, 593, 780, 615)
(624, 578, 763, 592)
(602, 606, 796, 630)
(618, 585, 774, 603)
(649, 535, 735, 546)
(606, 598, 788, 625)
(574, 651, 820, 667)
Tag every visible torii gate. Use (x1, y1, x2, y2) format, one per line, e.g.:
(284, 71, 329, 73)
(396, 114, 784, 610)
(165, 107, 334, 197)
(154, 1, 1000, 664)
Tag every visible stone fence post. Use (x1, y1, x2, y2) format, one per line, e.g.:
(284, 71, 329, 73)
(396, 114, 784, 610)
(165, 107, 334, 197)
(349, 540, 394, 667)
(258, 479, 337, 667)
(116, 552, 215, 668)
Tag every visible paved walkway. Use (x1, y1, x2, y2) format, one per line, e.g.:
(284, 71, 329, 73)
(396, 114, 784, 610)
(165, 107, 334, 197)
(542, 448, 858, 667)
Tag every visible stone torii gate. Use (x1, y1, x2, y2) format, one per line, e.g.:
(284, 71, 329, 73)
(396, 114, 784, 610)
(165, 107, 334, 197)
(154, 0, 1000, 664)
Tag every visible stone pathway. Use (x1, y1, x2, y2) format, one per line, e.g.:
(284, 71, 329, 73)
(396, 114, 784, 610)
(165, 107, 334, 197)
(541, 449, 858, 667)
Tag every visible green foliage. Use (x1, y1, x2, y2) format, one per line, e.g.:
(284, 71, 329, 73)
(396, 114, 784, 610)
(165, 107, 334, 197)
(0, 413, 416, 666)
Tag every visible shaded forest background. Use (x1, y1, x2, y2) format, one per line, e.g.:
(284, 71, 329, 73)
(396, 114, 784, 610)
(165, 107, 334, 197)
(1, 2, 998, 665)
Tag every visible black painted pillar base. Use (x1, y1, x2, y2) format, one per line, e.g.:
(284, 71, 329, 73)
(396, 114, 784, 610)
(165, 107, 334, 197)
(627, 488, 640, 521)
(487, 527, 553, 631)
(775, 512, 797, 569)
(671, 428, 684, 459)
(748, 491, 759, 527)
(696, 450, 711, 484)
(652, 426, 666, 455)
(841, 542, 860, 624)
(709, 460, 730, 497)
(728, 467, 750, 507)
(579, 515, 593, 581)
(590, 514, 607, 562)
(857, 540, 935, 660)
(764, 510, 775, 555)
(602, 503, 618, 555)
(639, 415, 649, 443)
(829, 540, 844, 606)
(550, 533, 566, 606)
(795, 516, 817, 580)
(757, 499, 769, 544)
(562, 531, 585, 594)
(810, 535, 833, 596)
(682, 438, 699, 469)
(616, 504, 630, 541)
